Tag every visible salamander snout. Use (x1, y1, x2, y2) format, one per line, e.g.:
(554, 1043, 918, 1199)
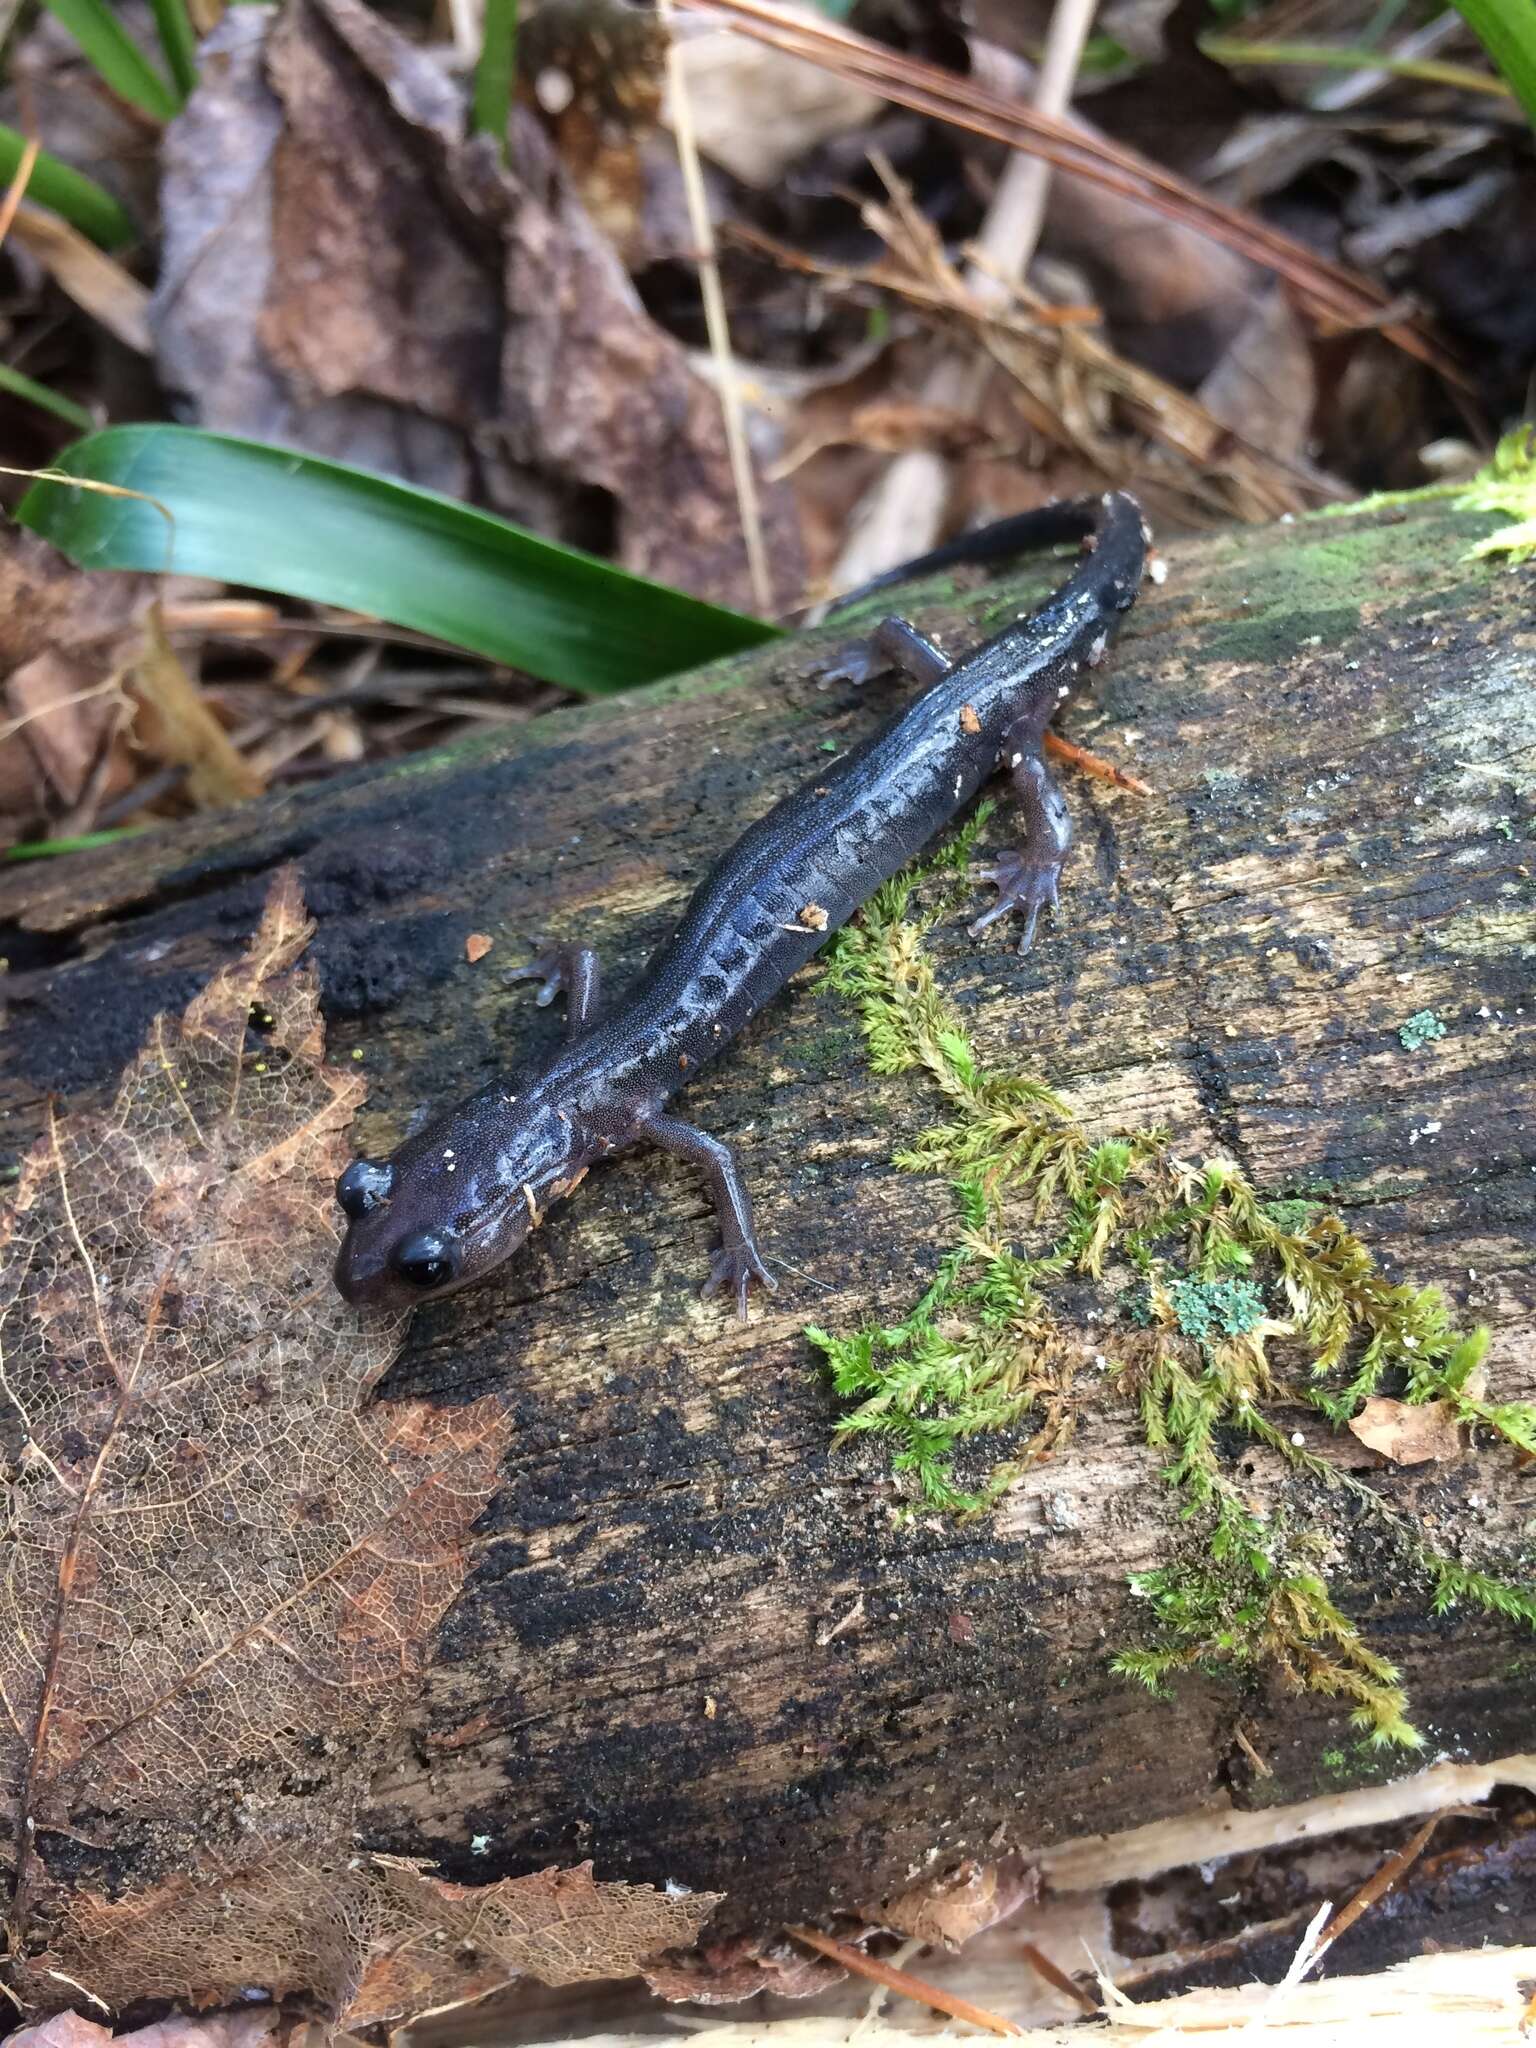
(337, 1156, 395, 1218)
(333, 1180, 494, 1311)
(331, 1093, 584, 1312)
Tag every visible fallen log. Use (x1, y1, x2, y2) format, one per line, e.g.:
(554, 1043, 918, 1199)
(1, 493, 1532, 1953)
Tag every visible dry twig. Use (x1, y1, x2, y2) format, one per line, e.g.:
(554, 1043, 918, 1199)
(788, 1925, 1023, 2036)
(687, 0, 1460, 381)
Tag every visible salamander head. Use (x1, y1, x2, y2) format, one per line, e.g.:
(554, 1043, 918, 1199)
(333, 1090, 591, 1311)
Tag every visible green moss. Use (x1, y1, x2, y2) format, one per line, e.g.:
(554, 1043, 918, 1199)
(1212, 604, 1360, 668)
(1461, 426, 1536, 563)
(812, 823, 1536, 1745)
(1319, 428, 1536, 564)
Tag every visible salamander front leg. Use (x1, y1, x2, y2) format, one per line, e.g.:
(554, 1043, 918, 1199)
(817, 615, 951, 689)
(505, 945, 602, 1038)
(971, 729, 1073, 954)
(641, 1112, 776, 1318)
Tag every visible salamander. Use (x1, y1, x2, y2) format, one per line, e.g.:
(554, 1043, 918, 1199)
(333, 490, 1148, 1316)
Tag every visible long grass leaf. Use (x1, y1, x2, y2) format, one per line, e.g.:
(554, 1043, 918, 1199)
(40, 0, 181, 120)
(18, 425, 780, 694)
(0, 364, 94, 430)
(148, 0, 200, 101)
(0, 126, 135, 248)
(1201, 33, 1514, 99)
(1452, 0, 1536, 128)
(472, 0, 517, 158)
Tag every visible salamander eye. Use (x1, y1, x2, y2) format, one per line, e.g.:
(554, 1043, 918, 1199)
(392, 1231, 456, 1290)
(337, 1158, 395, 1219)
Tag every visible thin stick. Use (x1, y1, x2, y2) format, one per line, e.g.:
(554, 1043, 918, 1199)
(788, 1924, 1023, 2036)
(685, 0, 1457, 379)
(1314, 1813, 1442, 1957)
(1019, 1940, 1098, 2014)
(658, 0, 773, 615)
(0, 130, 39, 250)
(1232, 1721, 1274, 1779)
(1044, 729, 1153, 796)
(975, 0, 1100, 291)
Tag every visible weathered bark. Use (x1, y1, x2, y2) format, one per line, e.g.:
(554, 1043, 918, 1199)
(1, 497, 1532, 1934)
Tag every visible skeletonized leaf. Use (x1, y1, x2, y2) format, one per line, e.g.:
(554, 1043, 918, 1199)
(349, 1858, 725, 2024)
(0, 872, 510, 2007)
(41, 1853, 723, 2023)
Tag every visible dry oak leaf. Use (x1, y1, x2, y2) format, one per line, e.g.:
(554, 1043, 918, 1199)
(0, 870, 510, 2009)
(873, 1858, 1038, 1950)
(1348, 1396, 1465, 1466)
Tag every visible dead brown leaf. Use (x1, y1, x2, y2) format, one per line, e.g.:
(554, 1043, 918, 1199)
(153, 0, 800, 610)
(873, 1859, 1038, 1950)
(8, 204, 152, 352)
(1348, 1397, 1465, 1466)
(0, 871, 513, 2015)
(465, 932, 494, 963)
(520, 0, 669, 263)
(2, 654, 127, 811)
(0, 530, 153, 679)
(496, 96, 802, 606)
(0, 532, 154, 838)
(643, 1933, 837, 2004)
(674, 21, 882, 189)
(44, 1852, 722, 2026)
(153, 3, 492, 499)
(1197, 285, 1315, 468)
(5, 2010, 284, 2048)
(127, 606, 265, 805)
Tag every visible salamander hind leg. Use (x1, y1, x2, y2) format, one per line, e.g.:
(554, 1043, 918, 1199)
(971, 735, 1073, 954)
(505, 944, 602, 1037)
(641, 1112, 777, 1318)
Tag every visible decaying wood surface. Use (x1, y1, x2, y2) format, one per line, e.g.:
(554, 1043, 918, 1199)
(1, 497, 1532, 1934)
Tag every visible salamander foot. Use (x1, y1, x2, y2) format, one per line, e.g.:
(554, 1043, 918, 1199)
(702, 1239, 778, 1320)
(504, 945, 602, 1035)
(505, 952, 572, 1007)
(969, 850, 1063, 954)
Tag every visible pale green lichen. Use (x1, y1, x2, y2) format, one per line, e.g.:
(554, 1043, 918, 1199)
(1398, 1008, 1447, 1051)
(811, 825, 1536, 1745)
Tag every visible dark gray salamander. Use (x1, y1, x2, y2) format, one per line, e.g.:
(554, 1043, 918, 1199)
(333, 490, 1148, 1315)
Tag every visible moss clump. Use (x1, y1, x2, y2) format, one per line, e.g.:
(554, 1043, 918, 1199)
(1320, 423, 1536, 563)
(811, 825, 1536, 1745)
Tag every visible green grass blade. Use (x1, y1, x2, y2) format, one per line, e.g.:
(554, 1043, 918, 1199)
(472, 0, 517, 157)
(0, 364, 94, 430)
(19, 425, 781, 695)
(40, 0, 182, 120)
(1200, 33, 1515, 98)
(1453, 0, 1536, 127)
(148, 0, 199, 100)
(0, 125, 135, 248)
(4, 826, 150, 861)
